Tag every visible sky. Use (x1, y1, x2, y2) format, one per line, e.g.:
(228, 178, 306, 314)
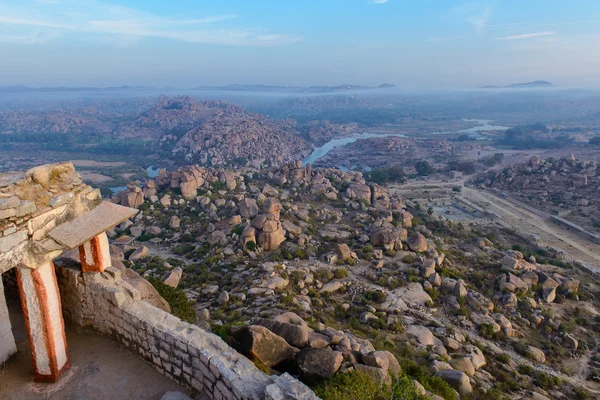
(0, 0, 599, 88)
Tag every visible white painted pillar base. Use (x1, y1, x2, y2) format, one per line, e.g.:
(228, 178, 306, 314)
(15, 262, 69, 382)
(0, 278, 17, 364)
(78, 232, 111, 273)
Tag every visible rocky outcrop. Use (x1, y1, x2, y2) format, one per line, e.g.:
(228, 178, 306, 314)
(253, 199, 286, 251)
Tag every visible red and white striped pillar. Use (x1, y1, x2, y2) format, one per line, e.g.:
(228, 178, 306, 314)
(78, 232, 111, 273)
(15, 261, 69, 383)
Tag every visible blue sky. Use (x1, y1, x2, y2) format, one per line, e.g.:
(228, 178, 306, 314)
(1, 0, 599, 87)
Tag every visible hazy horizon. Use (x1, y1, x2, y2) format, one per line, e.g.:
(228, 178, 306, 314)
(1, 0, 600, 88)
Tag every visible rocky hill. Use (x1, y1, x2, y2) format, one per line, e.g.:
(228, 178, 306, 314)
(108, 161, 600, 399)
(116, 95, 246, 140)
(170, 99, 312, 167)
(475, 155, 600, 233)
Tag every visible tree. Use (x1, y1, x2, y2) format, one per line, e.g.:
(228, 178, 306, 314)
(370, 169, 389, 185)
(415, 161, 435, 176)
(387, 165, 405, 182)
(590, 137, 600, 146)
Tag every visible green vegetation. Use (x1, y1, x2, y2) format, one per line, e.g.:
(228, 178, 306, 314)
(415, 161, 435, 176)
(312, 370, 422, 400)
(147, 278, 196, 323)
(589, 136, 600, 146)
(370, 169, 390, 185)
(500, 123, 574, 149)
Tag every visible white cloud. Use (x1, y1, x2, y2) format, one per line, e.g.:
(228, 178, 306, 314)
(496, 31, 556, 41)
(369, 0, 390, 4)
(449, 1, 495, 33)
(0, 1, 300, 46)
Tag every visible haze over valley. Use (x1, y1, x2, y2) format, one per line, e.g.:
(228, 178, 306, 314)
(2, 2, 600, 400)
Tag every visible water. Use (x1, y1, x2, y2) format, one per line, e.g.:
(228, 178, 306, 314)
(302, 119, 509, 165)
(109, 186, 126, 194)
(109, 165, 160, 193)
(446, 119, 510, 137)
(146, 166, 160, 178)
(303, 132, 407, 165)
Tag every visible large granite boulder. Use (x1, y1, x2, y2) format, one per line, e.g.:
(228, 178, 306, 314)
(230, 325, 297, 368)
(406, 232, 428, 253)
(296, 348, 343, 382)
(436, 369, 472, 395)
(253, 317, 310, 348)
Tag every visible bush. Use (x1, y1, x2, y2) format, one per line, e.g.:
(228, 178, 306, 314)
(402, 254, 417, 264)
(147, 278, 196, 323)
(333, 268, 348, 279)
(363, 290, 387, 303)
(312, 370, 421, 400)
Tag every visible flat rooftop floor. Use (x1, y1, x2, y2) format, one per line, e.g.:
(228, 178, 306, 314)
(1, 297, 193, 400)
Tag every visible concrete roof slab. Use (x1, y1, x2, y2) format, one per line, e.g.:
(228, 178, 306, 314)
(48, 202, 138, 249)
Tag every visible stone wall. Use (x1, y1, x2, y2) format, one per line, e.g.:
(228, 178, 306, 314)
(0, 278, 17, 364)
(54, 262, 318, 400)
(0, 162, 103, 275)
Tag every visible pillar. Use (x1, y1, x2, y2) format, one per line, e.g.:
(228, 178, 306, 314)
(15, 261, 69, 383)
(78, 232, 111, 273)
(0, 277, 17, 364)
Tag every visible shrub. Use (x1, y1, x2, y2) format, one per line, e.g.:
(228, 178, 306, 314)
(312, 370, 421, 400)
(147, 278, 196, 323)
(363, 290, 387, 303)
(333, 268, 348, 279)
(402, 254, 416, 264)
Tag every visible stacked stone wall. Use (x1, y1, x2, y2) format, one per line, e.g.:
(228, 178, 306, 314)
(55, 263, 318, 400)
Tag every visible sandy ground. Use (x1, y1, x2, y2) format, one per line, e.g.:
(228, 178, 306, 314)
(1, 297, 194, 400)
(78, 171, 113, 183)
(70, 160, 126, 167)
(390, 178, 600, 270)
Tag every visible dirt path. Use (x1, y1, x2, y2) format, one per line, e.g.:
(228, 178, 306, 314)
(460, 187, 600, 270)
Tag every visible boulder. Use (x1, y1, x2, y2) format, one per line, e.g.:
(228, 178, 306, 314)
(207, 230, 227, 246)
(563, 334, 578, 350)
(129, 245, 149, 261)
(362, 350, 401, 376)
(179, 181, 198, 200)
(169, 216, 181, 230)
(162, 267, 183, 288)
(436, 369, 472, 395)
(253, 318, 310, 348)
(355, 364, 391, 386)
(263, 198, 282, 214)
(420, 259, 436, 278)
(336, 243, 352, 261)
(240, 198, 259, 219)
(282, 220, 302, 236)
(296, 348, 343, 382)
(230, 325, 297, 368)
(527, 346, 546, 363)
(406, 232, 428, 253)
(450, 358, 475, 376)
(258, 227, 286, 251)
(406, 325, 435, 346)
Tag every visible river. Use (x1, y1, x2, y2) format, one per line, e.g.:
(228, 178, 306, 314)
(302, 119, 509, 165)
(109, 166, 160, 194)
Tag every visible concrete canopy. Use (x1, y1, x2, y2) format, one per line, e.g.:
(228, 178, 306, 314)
(48, 202, 138, 250)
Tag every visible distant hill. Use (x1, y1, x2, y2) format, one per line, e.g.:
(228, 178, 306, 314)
(195, 84, 396, 93)
(0, 83, 396, 94)
(482, 80, 553, 89)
